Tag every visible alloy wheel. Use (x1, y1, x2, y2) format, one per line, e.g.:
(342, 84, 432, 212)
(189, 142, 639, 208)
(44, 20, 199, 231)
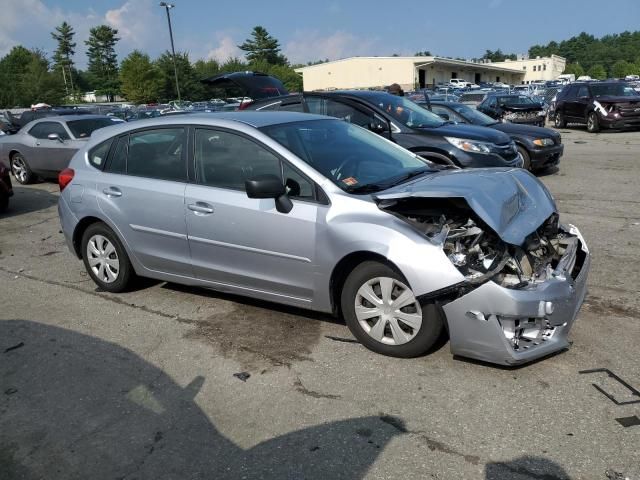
(11, 156, 28, 183)
(86, 234, 120, 283)
(354, 277, 422, 346)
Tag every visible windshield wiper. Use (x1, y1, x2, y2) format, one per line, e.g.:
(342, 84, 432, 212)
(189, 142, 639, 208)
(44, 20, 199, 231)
(383, 167, 432, 188)
(345, 183, 385, 194)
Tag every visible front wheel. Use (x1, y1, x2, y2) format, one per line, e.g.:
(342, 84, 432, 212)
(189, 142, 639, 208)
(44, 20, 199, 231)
(341, 261, 443, 358)
(81, 223, 135, 293)
(517, 146, 532, 171)
(554, 112, 567, 128)
(587, 112, 600, 133)
(10, 153, 34, 184)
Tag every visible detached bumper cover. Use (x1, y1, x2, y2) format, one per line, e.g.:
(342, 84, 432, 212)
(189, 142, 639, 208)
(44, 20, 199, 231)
(442, 226, 590, 365)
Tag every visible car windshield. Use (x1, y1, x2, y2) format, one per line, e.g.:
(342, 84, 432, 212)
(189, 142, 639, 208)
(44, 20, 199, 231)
(497, 95, 536, 105)
(66, 118, 120, 138)
(448, 104, 497, 126)
(591, 84, 637, 97)
(367, 94, 446, 128)
(260, 119, 434, 193)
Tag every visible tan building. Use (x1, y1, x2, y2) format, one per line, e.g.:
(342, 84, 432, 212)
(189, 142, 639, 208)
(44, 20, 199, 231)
(487, 55, 566, 84)
(295, 55, 565, 91)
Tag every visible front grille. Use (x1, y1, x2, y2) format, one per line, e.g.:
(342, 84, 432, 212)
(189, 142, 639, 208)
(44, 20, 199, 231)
(618, 102, 640, 117)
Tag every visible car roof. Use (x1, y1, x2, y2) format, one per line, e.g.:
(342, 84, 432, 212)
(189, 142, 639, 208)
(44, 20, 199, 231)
(88, 111, 331, 143)
(31, 114, 113, 123)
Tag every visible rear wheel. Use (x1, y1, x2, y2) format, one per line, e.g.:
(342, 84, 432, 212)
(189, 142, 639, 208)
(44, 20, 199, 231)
(341, 261, 443, 358)
(10, 153, 34, 184)
(517, 146, 531, 171)
(587, 112, 600, 133)
(554, 111, 566, 128)
(81, 223, 134, 293)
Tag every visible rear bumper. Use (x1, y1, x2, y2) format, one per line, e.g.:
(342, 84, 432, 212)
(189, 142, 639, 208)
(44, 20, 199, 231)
(529, 144, 564, 169)
(58, 195, 79, 256)
(442, 225, 590, 366)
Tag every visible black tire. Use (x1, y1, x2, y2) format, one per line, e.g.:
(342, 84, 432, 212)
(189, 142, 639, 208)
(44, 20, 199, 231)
(81, 222, 135, 293)
(587, 112, 600, 133)
(340, 261, 444, 358)
(517, 146, 532, 171)
(10, 152, 35, 184)
(554, 111, 566, 128)
(0, 194, 8, 213)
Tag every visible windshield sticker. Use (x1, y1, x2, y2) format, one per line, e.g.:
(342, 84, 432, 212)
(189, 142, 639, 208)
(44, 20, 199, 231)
(342, 177, 358, 186)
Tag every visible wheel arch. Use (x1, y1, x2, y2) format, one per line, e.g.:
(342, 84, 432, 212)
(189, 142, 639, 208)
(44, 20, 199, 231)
(329, 251, 403, 316)
(409, 148, 457, 166)
(72, 216, 105, 258)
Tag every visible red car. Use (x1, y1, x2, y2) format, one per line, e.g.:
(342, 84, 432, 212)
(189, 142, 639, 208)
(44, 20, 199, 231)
(0, 160, 13, 212)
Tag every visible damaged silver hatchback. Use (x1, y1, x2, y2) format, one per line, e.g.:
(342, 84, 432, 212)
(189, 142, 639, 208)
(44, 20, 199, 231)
(58, 112, 589, 365)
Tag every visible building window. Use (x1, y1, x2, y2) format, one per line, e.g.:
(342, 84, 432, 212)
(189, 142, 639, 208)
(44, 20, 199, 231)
(523, 66, 526, 70)
(533, 65, 537, 72)
(543, 64, 547, 71)
(538, 65, 542, 71)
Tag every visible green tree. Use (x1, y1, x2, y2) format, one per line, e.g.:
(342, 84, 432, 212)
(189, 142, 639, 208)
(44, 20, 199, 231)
(193, 59, 220, 79)
(119, 51, 161, 104)
(564, 62, 585, 78)
(481, 49, 517, 62)
(155, 51, 203, 102)
(414, 51, 432, 56)
(611, 60, 633, 78)
(587, 64, 607, 79)
(238, 26, 287, 65)
(0, 46, 64, 107)
(85, 25, 120, 101)
(51, 21, 76, 95)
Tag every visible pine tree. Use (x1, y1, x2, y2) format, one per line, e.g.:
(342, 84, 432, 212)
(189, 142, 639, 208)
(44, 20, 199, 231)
(238, 26, 287, 66)
(85, 25, 120, 101)
(51, 21, 76, 95)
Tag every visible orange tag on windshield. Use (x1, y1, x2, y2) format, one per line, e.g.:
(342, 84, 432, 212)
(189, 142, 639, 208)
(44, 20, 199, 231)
(342, 177, 358, 186)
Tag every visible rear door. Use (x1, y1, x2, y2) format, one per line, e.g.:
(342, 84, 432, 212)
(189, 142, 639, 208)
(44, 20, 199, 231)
(95, 126, 192, 277)
(305, 96, 391, 139)
(573, 85, 591, 120)
(184, 127, 322, 303)
(28, 121, 80, 174)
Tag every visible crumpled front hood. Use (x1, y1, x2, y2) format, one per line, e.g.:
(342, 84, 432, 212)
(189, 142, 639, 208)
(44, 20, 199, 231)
(374, 168, 557, 246)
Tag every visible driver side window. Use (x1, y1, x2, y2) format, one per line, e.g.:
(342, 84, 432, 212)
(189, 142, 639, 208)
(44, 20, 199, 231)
(29, 121, 70, 140)
(430, 105, 463, 122)
(306, 97, 375, 128)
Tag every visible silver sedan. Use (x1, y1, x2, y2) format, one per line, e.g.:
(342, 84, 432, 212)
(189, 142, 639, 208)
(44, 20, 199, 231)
(0, 115, 123, 184)
(57, 112, 590, 365)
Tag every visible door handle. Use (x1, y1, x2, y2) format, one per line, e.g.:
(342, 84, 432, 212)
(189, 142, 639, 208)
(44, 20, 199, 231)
(102, 187, 122, 197)
(188, 202, 214, 214)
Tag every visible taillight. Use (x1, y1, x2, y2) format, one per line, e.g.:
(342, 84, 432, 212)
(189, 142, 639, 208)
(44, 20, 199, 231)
(238, 101, 252, 110)
(58, 168, 74, 191)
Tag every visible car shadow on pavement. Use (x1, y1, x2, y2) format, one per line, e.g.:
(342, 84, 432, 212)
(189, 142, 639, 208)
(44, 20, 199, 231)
(536, 165, 560, 177)
(0, 320, 404, 480)
(0, 186, 59, 219)
(485, 455, 571, 479)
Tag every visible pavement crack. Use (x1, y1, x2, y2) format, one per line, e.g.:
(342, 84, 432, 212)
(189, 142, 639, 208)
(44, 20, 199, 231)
(379, 414, 480, 466)
(293, 376, 341, 400)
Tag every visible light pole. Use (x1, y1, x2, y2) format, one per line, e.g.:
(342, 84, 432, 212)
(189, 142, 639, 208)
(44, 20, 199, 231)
(159, 2, 181, 102)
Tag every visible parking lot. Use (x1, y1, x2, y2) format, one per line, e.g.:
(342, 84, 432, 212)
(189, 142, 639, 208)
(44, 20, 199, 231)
(1, 125, 639, 479)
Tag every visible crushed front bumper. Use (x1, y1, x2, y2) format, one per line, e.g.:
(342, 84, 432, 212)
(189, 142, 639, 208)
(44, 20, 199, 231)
(442, 226, 590, 366)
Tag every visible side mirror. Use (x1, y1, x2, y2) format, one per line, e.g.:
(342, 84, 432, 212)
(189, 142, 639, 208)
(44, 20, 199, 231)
(47, 133, 63, 142)
(369, 121, 388, 134)
(438, 113, 450, 121)
(245, 174, 293, 214)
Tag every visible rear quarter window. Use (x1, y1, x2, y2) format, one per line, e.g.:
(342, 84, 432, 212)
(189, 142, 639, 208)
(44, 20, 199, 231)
(88, 138, 114, 170)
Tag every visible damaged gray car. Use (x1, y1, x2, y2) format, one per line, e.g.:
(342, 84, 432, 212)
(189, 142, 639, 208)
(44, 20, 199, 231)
(58, 112, 589, 366)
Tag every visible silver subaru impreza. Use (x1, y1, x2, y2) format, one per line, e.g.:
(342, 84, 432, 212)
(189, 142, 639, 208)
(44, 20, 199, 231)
(58, 112, 590, 365)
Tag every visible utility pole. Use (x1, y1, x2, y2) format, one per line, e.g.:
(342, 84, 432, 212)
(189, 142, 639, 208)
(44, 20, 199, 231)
(159, 2, 181, 102)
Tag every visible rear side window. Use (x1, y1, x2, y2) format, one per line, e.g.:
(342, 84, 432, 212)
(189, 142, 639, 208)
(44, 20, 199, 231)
(88, 138, 113, 169)
(306, 97, 375, 128)
(29, 121, 70, 140)
(577, 86, 590, 98)
(107, 136, 128, 174)
(127, 128, 186, 181)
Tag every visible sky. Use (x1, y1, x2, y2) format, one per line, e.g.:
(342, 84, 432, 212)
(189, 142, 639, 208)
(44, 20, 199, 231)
(1, 0, 639, 68)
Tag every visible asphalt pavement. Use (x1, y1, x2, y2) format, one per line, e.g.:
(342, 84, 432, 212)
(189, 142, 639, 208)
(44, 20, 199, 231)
(1, 125, 639, 480)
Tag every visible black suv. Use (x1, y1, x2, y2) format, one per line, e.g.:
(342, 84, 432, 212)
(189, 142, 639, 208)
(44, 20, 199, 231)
(553, 81, 640, 132)
(246, 91, 523, 169)
(477, 94, 545, 127)
(418, 100, 563, 171)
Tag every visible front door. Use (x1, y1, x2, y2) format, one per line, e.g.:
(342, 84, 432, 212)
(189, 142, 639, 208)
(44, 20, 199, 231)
(95, 127, 192, 277)
(185, 127, 320, 303)
(27, 121, 82, 174)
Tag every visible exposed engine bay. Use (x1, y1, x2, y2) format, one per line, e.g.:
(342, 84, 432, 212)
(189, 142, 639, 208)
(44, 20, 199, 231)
(383, 198, 579, 289)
